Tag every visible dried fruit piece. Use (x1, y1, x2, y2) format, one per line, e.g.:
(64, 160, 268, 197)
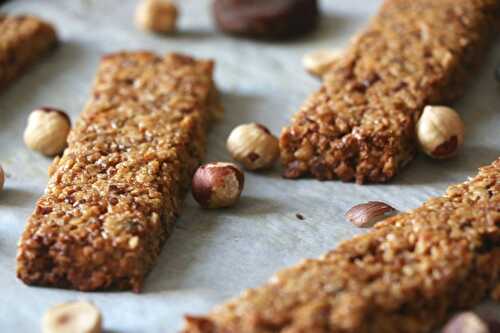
(192, 162, 244, 209)
(42, 301, 102, 333)
(345, 201, 397, 227)
(213, 0, 319, 39)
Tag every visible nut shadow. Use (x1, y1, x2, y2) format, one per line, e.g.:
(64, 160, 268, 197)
(0, 187, 39, 207)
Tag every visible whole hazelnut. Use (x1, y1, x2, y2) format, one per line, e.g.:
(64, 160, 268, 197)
(302, 49, 341, 77)
(24, 107, 71, 157)
(135, 0, 178, 34)
(226, 123, 280, 171)
(0, 165, 4, 192)
(416, 105, 465, 159)
(192, 162, 244, 209)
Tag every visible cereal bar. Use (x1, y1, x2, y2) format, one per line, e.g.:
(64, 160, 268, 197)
(0, 15, 57, 91)
(280, 0, 499, 183)
(184, 158, 500, 333)
(16, 52, 222, 292)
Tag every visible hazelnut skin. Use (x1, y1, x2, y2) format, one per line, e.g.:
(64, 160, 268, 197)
(416, 105, 464, 159)
(192, 162, 244, 209)
(24, 107, 71, 157)
(226, 123, 280, 171)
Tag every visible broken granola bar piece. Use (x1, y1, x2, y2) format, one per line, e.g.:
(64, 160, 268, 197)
(280, 0, 499, 183)
(183, 157, 500, 333)
(16, 51, 222, 292)
(0, 15, 57, 91)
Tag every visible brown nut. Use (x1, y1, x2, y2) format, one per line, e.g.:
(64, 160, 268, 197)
(442, 312, 499, 333)
(302, 49, 341, 77)
(24, 107, 71, 156)
(226, 123, 280, 171)
(345, 201, 397, 228)
(135, 0, 178, 34)
(42, 301, 102, 333)
(416, 105, 464, 159)
(0, 165, 4, 192)
(192, 162, 244, 208)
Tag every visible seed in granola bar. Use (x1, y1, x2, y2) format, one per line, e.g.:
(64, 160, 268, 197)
(416, 105, 464, 159)
(192, 162, 244, 209)
(303, 49, 341, 77)
(442, 312, 497, 333)
(0, 165, 4, 192)
(135, 0, 178, 34)
(24, 107, 71, 156)
(213, 0, 319, 39)
(227, 123, 280, 171)
(42, 301, 102, 333)
(345, 201, 397, 228)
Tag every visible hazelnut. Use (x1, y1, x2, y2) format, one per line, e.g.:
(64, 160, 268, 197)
(226, 123, 280, 171)
(24, 107, 71, 156)
(442, 312, 500, 333)
(302, 49, 341, 77)
(42, 301, 102, 333)
(135, 0, 178, 34)
(0, 165, 4, 192)
(345, 201, 397, 228)
(192, 162, 244, 209)
(416, 105, 465, 159)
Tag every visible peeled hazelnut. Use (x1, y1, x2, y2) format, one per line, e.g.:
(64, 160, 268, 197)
(442, 312, 500, 333)
(24, 107, 71, 156)
(302, 49, 341, 77)
(192, 162, 244, 209)
(0, 165, 4, 192)
(135, 0, 178, 34)
(226, 123, 280, 171)
(42, 301, 102, 333)
(345, 201, 397, 228)
(416, 105, 465, 159)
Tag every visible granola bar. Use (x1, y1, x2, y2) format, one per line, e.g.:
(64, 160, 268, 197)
(183, 158, 500, 333)
(280, 0, 499, 183)
(16, 52, 222, 292)
(0, 15, 57, 91)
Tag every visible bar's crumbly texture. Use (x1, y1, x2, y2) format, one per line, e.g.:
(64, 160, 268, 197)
(17, 52, 222, 292)
(184, 158, 500, 333)
(0, 14, 57, 90)
(280, 0, 499, 183)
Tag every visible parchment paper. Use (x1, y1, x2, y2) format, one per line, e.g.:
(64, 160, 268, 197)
(1, 1, 499, 332)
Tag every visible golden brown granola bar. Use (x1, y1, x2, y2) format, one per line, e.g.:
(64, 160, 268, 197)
(0, 14, 57, 91)
(183, 158, 500, 333)
(280, 0, 499, 183)
(16, 52, 222, 292)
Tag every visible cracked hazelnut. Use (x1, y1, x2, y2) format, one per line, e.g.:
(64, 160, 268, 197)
(227, 123, 280, 171)
(416, 106, 464, 159)
(192, 162, 244, 209)
(42, 301, 102, 333)
(345, 201, 397, 228)
(24, 107, 71, 156)
(0, 165, 4, 192)
(302, 49, 341, 77)
(135, 0, 178, 34)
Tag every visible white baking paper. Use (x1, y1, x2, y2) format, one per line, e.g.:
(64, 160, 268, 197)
(0, 1, 499, 332)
